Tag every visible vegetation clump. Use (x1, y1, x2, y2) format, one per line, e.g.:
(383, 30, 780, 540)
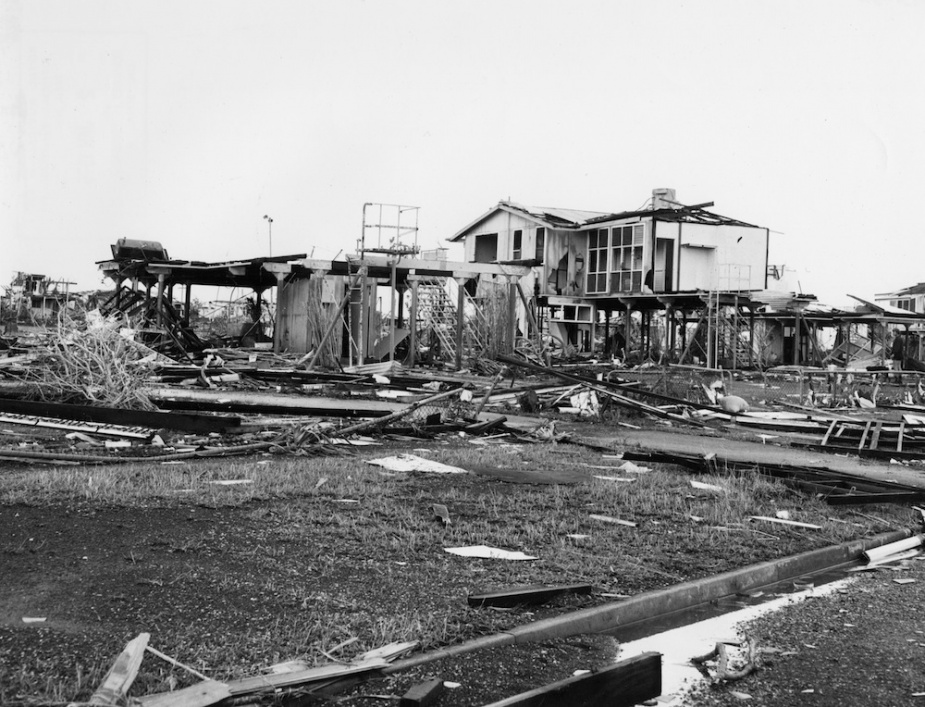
(22, 310, 157, 410)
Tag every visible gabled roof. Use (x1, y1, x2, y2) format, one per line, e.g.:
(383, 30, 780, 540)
(448, 200, 609, 242)
(449, 199, 759, 242)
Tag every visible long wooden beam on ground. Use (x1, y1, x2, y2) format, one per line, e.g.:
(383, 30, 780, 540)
(0, 397, 239, 434)
(479, 652, 661, 707)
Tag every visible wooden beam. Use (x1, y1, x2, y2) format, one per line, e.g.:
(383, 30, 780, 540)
(478, 652, 661, 707)
(138, 680, 230, 707)
(89, 633, 150, 705)
(0, 397, 240, 433)
(858, 420, 873, 450)
(821, 420, 838, 446)
(468, 583, 593, 609)
(870, 421, 883, 450)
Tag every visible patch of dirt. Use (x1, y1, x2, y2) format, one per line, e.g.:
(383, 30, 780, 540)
(0, 499, 624, 706)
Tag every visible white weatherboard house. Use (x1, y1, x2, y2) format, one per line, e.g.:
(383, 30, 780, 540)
(448, 188, 770, 352)
(876, 282, 925, 314)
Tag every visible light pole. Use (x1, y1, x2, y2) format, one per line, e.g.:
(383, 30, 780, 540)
(263, 214, 273, 257)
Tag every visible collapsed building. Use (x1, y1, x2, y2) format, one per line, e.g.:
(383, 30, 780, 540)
(93, 192, 925, 372)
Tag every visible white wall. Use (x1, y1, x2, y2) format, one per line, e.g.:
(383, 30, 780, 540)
(461, 209, 542, 262)
(677, 223, 768, 290)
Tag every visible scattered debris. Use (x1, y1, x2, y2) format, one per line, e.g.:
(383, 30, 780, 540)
(366, 454, 468, 474)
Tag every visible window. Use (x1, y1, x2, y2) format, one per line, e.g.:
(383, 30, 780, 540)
(535, 228, 545, 262)
(587, 229, 609, 293)
(610, 223, 644, 293)
(474, 233, 498, 263)
(891, 299, 916, 312)
(512, 230, 522, 259)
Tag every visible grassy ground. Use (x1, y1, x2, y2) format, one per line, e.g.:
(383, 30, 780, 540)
(0, 430, 914, 705)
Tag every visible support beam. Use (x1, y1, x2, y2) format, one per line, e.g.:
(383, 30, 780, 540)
(455, 278, 467, 371)
(405, 279, 419, 368)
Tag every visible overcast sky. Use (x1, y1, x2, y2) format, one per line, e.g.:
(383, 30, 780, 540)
(3, 0, 923, 307)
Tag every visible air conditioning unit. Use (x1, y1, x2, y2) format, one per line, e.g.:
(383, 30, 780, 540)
(110, 239, 169, 261)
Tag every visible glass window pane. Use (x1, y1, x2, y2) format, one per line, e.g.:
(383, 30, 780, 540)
(632, 272, 642, 290)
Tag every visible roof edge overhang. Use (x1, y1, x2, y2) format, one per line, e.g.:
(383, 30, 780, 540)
(447, 201, 580, 243)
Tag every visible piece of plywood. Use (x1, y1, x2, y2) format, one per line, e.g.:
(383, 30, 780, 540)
(478, 652, 661, 707)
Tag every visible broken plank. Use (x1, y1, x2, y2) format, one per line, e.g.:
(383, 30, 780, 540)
(0, 397, 239, 434)
(89, 632, 149, 705)
(858, 420, 873, 450)
(821, 420, 838, 446)
(137, 680, 231, 707)
(226, 658, 389, 696)
(589, 514, 637, 528)
(0, 412, 153, 440)
(870, 421, 883, 450)
(749, 516, 822, 530)
(826, 491, 925, 505)
(146, 387, 408, 418)
(898, 420, 906, 452)
(399, 677, 445, 707)
(468, 583, 593, 608)
(479, 651, 661, 707)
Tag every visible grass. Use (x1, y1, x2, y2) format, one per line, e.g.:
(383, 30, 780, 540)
(0, 435, 916, 704)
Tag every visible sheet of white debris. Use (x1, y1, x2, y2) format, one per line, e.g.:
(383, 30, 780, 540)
(444, 545, 538, 561)
(365, 454, 468, 474)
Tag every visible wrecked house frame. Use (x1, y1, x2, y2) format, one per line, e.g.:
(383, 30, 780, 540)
(448, 190, 925, 370)
(97, 238, 531, 369)
(448, 189, 771, 366)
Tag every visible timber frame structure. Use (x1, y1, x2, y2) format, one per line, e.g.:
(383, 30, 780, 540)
(98, 244, 531, 368)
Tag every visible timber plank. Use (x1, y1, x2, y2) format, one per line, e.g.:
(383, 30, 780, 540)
(870, 421, 883, 450)
(478, 652, 661, 707)
(468, 583, 593, 608)
(138, 680, 231, 707)
(821, 420, 838, 446)
(0, 396, 239, 433)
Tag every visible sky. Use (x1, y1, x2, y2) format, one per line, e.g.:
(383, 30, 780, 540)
(2, 0, 924, 307)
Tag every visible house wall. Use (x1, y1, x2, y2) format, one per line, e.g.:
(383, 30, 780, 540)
(676, 223, 768, 291)
(276, 275, 345, 355)
(462, 210, 544, 263)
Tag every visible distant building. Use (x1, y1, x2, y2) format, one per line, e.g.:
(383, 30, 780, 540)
(4, 272, 75, 322)
(875, 282, 925, 313)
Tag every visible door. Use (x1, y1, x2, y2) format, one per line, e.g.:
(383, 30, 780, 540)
(654, 238, 674, 292)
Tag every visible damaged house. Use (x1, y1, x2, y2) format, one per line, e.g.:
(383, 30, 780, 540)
(449, 188, 770, 363)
